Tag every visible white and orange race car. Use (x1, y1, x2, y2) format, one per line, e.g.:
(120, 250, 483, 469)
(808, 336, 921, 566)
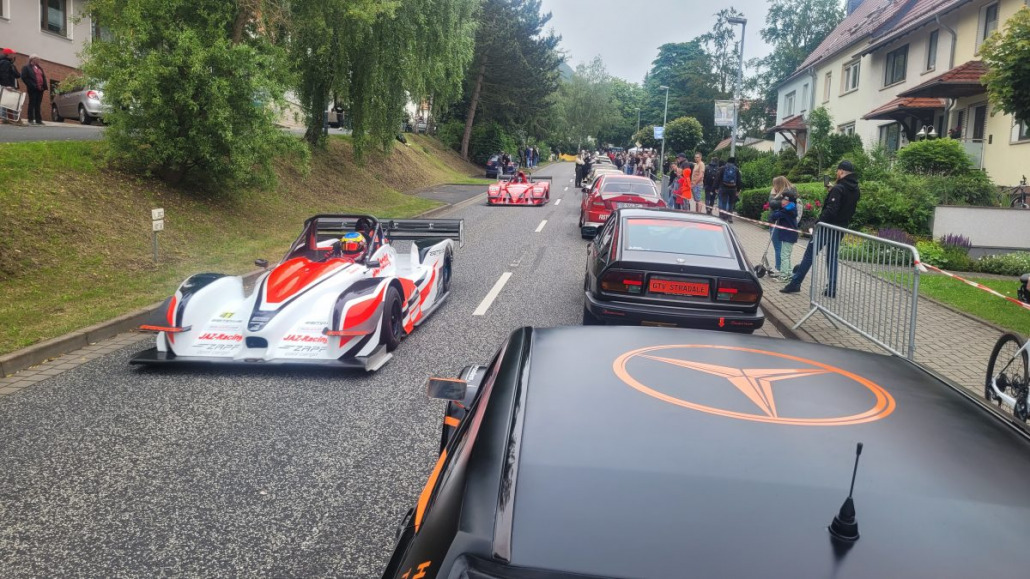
(486, 172, 551, 206)
(131, 214, 462, 371)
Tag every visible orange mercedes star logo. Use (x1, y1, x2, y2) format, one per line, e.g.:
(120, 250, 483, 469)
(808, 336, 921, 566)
(613, 345, 895, 426)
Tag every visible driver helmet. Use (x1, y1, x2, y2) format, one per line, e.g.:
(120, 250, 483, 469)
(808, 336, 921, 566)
(517, 171, 527, 183)
(340, 232, 366, 257)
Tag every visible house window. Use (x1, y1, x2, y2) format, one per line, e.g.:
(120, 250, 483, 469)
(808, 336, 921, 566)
(842, 60, 860, 93)
(884, 45, 908, 86)
(879, 123, 902, 152)
(840, 123, 856, 136)
(801, 83, 809, 113)
(979, 3, 1000, 50)
(1015, 120, 1030, 142)
(92, 19, 113, 42)
(926, 30, 938, 71)
(784, 91, 796, 116)
(41, 0, 68, 36)
(823, 72, 832, 102)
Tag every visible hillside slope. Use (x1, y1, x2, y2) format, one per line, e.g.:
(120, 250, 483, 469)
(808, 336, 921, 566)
(0, 134, 484, 354)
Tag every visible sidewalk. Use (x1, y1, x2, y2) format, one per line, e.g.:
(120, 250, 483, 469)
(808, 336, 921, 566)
(731, 219, 999, 399)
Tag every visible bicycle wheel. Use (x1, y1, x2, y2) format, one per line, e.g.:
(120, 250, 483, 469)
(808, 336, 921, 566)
(1011, 190, 1030, 209)
(986, 333, 1029, 415)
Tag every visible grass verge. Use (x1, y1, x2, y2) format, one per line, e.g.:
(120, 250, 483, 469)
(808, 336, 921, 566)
(0, 135, 481, 355)
(917, 273, 1030, 335)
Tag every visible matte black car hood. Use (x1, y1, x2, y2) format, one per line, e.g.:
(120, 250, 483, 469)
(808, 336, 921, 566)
(507, 326, 1030, 578)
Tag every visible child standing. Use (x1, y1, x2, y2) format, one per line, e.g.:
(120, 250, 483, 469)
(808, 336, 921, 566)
(769, 176, 799, 280)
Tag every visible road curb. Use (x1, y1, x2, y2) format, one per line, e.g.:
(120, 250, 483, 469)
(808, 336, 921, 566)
(759, 297, 807, 342)
(0, 268, 267, 378)
(0, 190, 487, 378)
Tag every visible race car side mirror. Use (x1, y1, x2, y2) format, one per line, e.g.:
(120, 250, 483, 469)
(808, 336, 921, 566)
(425, 377, 467, 401)
(366, 260, 381, 268)
(254, 259, 269, 269)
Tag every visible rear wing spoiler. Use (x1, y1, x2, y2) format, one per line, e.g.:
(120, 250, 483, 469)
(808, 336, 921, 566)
(384, 218, 464, 248)
(530, 176, 552, 183)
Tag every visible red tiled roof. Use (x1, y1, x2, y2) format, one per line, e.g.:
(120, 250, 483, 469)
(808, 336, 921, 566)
(768, 114, 807, 132)
(862, 97, 945, 120)
(865, 0, 973, 52)
(898, 60, 987, 98)
(793, 0, 908, 75)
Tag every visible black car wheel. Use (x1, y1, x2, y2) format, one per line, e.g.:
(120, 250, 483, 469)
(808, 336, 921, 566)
(381, 286, 404, 351)
(440, 254, 452, 294)
(582, 305, 602, 325)
(51, 104, 62, 122)
(79, 105, 93, 125)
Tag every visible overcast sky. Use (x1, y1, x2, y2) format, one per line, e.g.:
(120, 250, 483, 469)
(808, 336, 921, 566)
(538, 0, 778, 84)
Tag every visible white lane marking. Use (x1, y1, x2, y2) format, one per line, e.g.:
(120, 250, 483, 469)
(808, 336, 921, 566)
(473, 272, 512, 316)
(555, 199, 561, 205)
(535, 220, 547, 233)
(564, 186, 569, 191)
(569, 178, 573, 183)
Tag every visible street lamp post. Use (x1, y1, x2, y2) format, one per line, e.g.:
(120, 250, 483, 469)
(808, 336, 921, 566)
(659, 85, 669, 181)
(727, 16, 747, 159)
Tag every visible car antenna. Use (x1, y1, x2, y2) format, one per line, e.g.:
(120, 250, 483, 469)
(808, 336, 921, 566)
(828, 442, 863, 543)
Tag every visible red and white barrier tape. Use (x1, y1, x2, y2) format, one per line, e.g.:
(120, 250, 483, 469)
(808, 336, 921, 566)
(722, 210, 808, 235)
(916, 261, 1030, 312)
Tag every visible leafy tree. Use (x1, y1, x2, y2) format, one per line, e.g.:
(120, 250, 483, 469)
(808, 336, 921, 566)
(699, 8, 746, 94)
(631, 125, 660, 150)
(751, 0, 844, 108)
(595, 78, 645, 147)
(981, 7, 1030, 124)
(554, 57, 616, 151)
(896, 139, 975, 176)
(458, 0, 562, 160)
(84, 0, 305, 189)
(642, 41, 726, 150)
(290, 0, 478, 155)
(664, 116, 705, 155)
(806, 106, 833, 172)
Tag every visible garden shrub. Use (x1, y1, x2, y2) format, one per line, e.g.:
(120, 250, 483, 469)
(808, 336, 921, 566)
(468, 122, 517, 165)
(916, 240, 947, 267)
(851, 176, 936, 234)
(895, 138, 974, 176)
(775, 148, 799, 176)
(924, 172, 999, 206)
(741, 154, 778, 190)
(787, 151, 820, 182)
(736, 188, 771, 219)
(877, 227, 915, 246)
(974, 252, 1030, 276)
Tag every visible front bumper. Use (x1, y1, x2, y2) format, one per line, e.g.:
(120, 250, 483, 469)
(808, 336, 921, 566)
(584, 291, 765, 333)
(130, 343, 392, 372)
(488, 196, 547, 206)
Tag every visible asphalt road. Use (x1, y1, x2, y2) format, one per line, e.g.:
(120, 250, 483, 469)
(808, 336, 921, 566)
(0, 122, 104, 142)
(0, 162, 588, 577)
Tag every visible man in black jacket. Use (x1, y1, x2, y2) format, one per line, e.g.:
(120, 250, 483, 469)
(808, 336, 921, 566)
(781, 160, 861, 296)
(0, 48, 21, 124)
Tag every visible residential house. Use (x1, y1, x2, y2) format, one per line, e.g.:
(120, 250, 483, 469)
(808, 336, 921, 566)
(772, 0, 1030, 186)
(1, 0, 99, 121)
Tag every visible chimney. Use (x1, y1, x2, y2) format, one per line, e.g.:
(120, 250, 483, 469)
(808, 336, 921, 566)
(847, 0, 864, 15)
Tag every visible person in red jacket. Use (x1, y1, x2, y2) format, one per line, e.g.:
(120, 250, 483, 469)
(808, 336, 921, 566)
(676, 163, 693, 210)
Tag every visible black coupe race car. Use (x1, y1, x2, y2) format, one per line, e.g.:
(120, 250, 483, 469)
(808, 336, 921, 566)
(383, 326, 1030, 578)
(583, 208, 764, 332)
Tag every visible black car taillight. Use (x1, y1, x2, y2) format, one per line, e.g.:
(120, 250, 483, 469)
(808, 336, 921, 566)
(601, 270, 644, 294)
(716, 278, 761, 303)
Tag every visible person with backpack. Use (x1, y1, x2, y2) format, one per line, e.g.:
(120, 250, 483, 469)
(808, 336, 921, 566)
(704, 156, 720, 214)
(768, 176, 799, 280)
(716, 157, 742, 222)
(781, 160, 861, 297)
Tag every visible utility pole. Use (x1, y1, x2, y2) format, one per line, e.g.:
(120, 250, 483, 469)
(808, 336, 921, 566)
(636, 108, 641, 134)
(728, 16, 747, 159)
(658, 85, 669, 180)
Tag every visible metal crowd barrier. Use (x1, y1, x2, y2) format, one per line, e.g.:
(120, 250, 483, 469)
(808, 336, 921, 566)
(793, 223, 921, 359)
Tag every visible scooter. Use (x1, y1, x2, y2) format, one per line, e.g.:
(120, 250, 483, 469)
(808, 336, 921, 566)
(1019, 273, 1030, 304)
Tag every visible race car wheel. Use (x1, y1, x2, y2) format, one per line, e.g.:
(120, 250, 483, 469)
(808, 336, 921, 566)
(382, 286, 404, 351)
(441, 254, 452, 293)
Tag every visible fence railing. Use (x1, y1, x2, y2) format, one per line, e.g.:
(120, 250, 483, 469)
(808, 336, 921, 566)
(793, 223, 921, 359)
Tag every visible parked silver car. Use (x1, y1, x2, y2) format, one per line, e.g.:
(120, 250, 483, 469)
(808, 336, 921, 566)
(51, 82, 107, 125)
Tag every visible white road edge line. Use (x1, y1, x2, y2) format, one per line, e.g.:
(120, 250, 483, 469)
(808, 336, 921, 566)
(564, 186, 569, 191)
(473, 272, 513, 316)
(555, 199, 561, 205)
(535, 220, 547, 233)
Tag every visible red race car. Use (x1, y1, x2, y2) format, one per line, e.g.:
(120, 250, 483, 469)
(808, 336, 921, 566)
(579, 174, 666, 238)
(486, 172, 552, 206)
